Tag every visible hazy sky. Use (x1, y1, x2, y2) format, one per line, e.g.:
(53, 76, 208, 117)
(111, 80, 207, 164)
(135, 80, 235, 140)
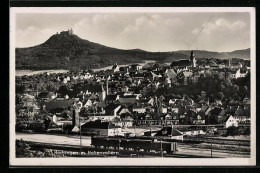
(15, 12, 250, 52)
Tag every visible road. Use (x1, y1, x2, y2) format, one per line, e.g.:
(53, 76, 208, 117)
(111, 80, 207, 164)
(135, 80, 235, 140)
(16, 133, 250, 158)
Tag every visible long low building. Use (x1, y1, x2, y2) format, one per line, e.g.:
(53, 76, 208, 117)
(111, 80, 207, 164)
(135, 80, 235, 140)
(81, 120, 122, 136)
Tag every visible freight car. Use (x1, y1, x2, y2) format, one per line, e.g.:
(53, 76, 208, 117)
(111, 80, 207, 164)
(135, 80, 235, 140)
(91, 137, 177, 154)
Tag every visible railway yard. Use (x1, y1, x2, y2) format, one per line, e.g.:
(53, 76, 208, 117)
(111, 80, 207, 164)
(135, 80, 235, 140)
(16, 132, 250, 158)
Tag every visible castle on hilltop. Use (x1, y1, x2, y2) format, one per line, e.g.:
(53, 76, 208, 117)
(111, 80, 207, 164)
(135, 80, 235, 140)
(59, 28, 73, 35)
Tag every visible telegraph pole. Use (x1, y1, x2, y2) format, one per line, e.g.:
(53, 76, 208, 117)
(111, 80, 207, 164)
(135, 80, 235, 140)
(160, 138, 163, 157)
(118, 139, 121, 156)
(79, 113, 82, 156)
(211, 129, 213, 158)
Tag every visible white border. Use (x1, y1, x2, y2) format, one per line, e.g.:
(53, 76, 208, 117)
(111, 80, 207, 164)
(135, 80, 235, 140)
(10, 7, 256, 166)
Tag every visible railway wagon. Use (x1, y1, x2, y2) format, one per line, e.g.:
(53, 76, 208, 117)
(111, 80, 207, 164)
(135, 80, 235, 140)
(91, 137, 177, 154)
(91, 138, 119, 149)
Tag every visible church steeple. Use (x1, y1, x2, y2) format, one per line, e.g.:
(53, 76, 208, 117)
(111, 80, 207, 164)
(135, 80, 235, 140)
(190, 51, 196, 68)
(99, 84, 106, 102)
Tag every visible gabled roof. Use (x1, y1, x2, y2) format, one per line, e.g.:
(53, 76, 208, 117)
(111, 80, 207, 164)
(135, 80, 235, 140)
(186, 110, 198, 117)
(193, 114, 205, 120)
(38, 92, 54, 99)
(106, 95, 118, 101)
(234, 108, 245, 116)
(120, 112, 133, 118)
(104, 103, 121, 111)
(166, 69, 177, 79)
(183, 71, 193, 77)
(210, 107, 223, 115)
(42, 100, 74, 110)
(117, 98, 136, 104)
(171, 60, 191, 67)
(82, 83, 103, 93)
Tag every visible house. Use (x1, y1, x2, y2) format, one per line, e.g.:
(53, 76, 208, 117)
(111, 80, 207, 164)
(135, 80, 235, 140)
(83, 99, 93, 108)
(120, 112, 134, 127)
(133, 105, 146, 114)
(117, 106, 131, 115)
(243, 98, 250, 105)
(182, 71, 193, 85)
(168, 99, 177, 105)
(240, 68, 248, 77)
(165, 69, 177, 85)
(191, 72, 200, 84)
(192, 114, 205, 125)
(131, 64, 143, 71)
(121, 86, 129, 92)
(230, 69, 241, 79)
(147, 97, 155, 106)
(160, 107, 168, 114)
(178, 128, 206, 136)
(43, 118, 62, 132)
(81, 120, 122, 136)
(179, 113, 190, 125)
(104, 103, 121, 116)
(208, 107, 226, 124)
(171, 113, 180, 125)
(225, 115, 239, 128)
(112, 63, 120, 73)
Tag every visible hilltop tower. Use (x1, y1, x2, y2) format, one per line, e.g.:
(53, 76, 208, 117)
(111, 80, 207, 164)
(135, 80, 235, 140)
(69, 28, 73, 35)
(190, 51, 196, 68)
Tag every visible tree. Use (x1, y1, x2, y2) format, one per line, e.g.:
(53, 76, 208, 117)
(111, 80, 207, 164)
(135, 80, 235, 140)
(226, 126, 238, 137)
(58, 85, 70, 97)
(216, 92, 225, 101)
(176, 72, 185, 85)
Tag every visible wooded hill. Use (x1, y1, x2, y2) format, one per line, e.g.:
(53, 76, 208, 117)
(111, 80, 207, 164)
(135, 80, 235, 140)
(16, 32, 250, 70)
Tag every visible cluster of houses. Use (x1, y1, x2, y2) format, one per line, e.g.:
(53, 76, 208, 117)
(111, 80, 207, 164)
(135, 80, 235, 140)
(16, 51, 251, 137)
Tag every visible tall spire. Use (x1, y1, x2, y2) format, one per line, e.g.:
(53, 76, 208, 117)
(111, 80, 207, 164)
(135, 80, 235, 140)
(101, 84, 105, 92)
(190, 51, 196, 68)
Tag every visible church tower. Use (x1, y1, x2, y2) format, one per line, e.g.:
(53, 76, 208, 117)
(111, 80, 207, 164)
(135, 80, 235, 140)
(190, 51, 196, 68)
(99, 84, 106, 102)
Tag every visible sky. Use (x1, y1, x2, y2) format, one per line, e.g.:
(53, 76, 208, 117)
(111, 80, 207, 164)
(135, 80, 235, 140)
(15, 12, 250, 52)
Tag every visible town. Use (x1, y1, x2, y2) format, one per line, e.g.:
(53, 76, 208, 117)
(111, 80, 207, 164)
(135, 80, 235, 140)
(15, 49, 251, 158)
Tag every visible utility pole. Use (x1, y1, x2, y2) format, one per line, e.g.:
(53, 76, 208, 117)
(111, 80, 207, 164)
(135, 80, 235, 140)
(79, 113, 82, 156)
(160, 138, 163, 157)
(150, 123, 152, 138)
(211, 129, 213, 158)
(118, 139, 121, 156)
(134, 124, 136, 137)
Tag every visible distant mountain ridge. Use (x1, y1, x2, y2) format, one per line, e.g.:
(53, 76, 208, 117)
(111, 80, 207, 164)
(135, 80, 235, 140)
(175, 48, 250, 60)
(16, 32, 250, 70)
